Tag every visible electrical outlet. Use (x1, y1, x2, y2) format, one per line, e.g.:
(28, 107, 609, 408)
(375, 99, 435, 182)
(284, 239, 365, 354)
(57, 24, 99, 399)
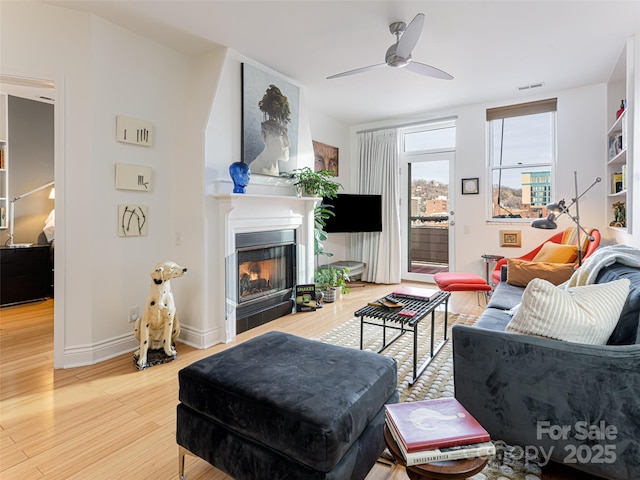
(128, 306, 140, 323)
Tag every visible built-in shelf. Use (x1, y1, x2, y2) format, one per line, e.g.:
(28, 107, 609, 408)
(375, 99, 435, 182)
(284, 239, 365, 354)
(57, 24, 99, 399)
(607, 149, 626, 166)
(605, 42, 631, 234)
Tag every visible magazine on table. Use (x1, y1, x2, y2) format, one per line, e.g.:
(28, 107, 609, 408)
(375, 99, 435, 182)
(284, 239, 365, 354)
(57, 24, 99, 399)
(391, 286, 439, 302)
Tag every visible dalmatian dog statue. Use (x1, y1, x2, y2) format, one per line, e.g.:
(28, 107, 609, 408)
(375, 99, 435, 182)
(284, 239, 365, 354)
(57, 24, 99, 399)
(134, 260, 187, 370)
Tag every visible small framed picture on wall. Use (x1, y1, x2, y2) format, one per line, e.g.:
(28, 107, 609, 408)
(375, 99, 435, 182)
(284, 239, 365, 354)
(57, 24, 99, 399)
(500, 230, 522, 247)
(461, 177, 479, 195)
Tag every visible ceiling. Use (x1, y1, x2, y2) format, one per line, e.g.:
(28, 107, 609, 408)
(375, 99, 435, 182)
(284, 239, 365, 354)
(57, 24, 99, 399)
(30, 1, 640, 124)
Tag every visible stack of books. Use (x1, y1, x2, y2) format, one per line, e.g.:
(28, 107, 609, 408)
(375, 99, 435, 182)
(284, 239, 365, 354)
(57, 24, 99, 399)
(385, 397, 495, 466)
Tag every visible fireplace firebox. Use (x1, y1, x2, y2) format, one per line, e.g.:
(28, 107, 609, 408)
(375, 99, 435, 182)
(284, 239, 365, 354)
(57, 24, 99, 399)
(234, 230, 296, 334)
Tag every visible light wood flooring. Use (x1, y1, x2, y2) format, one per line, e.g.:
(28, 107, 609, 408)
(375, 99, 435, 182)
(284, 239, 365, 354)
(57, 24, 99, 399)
(0, 282, 599, 479)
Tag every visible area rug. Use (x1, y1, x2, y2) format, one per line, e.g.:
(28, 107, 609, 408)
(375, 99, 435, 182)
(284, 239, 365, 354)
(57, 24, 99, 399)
(317, 312, 544, 480)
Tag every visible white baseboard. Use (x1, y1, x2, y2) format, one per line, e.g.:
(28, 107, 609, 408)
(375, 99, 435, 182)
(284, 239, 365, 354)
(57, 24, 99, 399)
(61, 324, 226, 368)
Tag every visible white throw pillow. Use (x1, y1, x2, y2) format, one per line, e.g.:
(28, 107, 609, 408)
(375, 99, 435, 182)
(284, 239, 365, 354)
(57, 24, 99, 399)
(506, 278, 630, 345)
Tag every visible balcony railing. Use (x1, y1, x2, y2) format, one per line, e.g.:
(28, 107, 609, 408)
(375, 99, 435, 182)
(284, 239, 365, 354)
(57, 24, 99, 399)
(410, 220, 448, 265)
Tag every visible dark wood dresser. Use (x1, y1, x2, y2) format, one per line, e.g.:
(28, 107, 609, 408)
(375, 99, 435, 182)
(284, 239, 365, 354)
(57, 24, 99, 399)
(1, 245, 51, 306)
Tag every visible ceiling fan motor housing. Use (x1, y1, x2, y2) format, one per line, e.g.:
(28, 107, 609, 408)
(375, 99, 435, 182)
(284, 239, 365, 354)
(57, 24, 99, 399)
(386, 44, 410, 68)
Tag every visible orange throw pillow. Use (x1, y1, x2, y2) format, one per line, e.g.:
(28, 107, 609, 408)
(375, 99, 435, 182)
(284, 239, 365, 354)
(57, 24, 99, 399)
(531, 242, 578, 263)
(507, 258, 576, 287)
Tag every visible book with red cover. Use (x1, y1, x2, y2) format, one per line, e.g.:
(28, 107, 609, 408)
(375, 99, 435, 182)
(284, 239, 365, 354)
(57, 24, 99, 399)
(392, 286, 439, 302)
(385, 397, 490, 452)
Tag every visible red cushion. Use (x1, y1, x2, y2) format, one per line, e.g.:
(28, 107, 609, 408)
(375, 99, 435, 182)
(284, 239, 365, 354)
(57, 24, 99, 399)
(438, 283, 492, 292)
(434, 272, 487, 286)
(434, 272, 491, 292)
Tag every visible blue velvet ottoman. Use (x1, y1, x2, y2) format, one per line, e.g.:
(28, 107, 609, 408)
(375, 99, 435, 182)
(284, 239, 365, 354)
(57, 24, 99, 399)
(176, 331, 399, 480)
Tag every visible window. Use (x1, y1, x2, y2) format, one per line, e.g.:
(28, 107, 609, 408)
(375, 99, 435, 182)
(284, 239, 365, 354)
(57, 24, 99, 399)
(403, 119, 456, 154)
(487, 99, 557, 221)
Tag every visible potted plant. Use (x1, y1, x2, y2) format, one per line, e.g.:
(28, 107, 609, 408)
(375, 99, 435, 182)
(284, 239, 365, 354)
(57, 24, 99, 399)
(290, 167, 341, 199)
(315, 266, 350, 303)
(289, 166, 343, 259)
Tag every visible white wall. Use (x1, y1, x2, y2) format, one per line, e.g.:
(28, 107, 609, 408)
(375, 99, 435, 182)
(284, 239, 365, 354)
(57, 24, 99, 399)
(351, 84, 609, 278)
(1, 1, 348, 364)
(307, 109, 352, 264)
(200, 50, 319, 346)
(1, 2, 214, 366)
(632, 34, 640, 247)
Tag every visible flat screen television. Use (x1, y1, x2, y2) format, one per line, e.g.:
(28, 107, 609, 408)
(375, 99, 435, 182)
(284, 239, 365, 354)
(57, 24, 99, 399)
(322, 194, 383, 233)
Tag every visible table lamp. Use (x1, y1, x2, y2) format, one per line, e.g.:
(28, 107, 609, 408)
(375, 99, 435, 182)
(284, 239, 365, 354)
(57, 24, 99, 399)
(6, 180, 55, 247)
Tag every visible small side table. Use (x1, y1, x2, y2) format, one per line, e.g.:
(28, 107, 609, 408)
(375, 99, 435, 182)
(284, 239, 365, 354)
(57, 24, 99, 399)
(481, 254, 504, 286)
(383, 425, 488, 480)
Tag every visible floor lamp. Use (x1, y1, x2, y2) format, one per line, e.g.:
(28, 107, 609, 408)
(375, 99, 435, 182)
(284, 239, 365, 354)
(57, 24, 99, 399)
(6, 180, 55, 248)
(530, 171, 601, 266)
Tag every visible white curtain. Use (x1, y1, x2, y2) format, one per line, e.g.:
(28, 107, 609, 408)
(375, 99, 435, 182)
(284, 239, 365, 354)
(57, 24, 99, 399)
(348, 129, 402, 284)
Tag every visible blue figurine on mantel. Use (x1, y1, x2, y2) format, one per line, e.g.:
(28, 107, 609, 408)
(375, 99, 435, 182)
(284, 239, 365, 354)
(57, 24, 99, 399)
(229, 161, 250, 194)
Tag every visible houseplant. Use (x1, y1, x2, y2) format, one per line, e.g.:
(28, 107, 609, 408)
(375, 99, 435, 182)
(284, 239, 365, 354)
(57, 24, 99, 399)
(290, 167, 341, 199)
(289, 166, 343, 258)
(289, 167, 351, 300)
(315, 266, 350, 303)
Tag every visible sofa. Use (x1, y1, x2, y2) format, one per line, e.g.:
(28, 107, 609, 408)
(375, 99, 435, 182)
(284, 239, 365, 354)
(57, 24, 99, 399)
(452, 247, 640, 480)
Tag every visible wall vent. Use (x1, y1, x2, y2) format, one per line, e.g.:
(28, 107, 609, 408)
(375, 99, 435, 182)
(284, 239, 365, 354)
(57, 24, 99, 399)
(518, 82, 545, 91)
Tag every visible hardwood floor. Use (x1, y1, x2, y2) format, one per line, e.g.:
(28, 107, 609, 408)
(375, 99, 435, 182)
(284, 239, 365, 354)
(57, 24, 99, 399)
(0, 284, 598, 479)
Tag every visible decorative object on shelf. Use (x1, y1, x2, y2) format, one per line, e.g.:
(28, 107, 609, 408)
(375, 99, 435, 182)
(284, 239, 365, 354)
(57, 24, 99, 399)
(315, 289, 324, 308)
(115, 163, 152, 191)
(312, 140, 339, 176)
(242, 63, 300, 177)
(118, 204, 148, 237)
(229, 161, 250, 194)
(531, 171, 601, 265)
(461, 177, 479, 195)
(133, 260, 187, 370)
(610, 201, 626, 228)
(616, 99, 626, 119)
(116, 115, 153, 147)
(499, 230, 521, 248)
(6, 180, 54, 247)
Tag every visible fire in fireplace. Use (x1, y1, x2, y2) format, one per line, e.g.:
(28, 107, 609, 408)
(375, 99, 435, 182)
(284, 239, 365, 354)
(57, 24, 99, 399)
(235, 230, 296, 333)
(238, 247, 289, 302)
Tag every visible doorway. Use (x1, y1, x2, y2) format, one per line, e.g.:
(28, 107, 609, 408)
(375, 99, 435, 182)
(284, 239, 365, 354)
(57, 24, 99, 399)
(400, 121, 456, 283)
(0, 73, 61, 366)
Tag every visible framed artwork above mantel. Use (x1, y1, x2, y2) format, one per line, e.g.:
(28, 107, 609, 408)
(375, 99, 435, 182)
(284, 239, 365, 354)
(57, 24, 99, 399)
(241, 63, 300, 178)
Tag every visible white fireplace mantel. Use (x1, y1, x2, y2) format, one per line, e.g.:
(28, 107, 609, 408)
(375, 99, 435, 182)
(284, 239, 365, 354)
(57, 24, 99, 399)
(207, 193, 318, 343)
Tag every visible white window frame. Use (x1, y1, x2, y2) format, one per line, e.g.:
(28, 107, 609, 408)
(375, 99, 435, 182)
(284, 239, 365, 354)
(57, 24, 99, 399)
(486, 99, 557, 223)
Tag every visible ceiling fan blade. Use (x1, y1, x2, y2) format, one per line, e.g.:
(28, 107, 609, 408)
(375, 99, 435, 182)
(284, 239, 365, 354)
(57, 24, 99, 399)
(326, 63, 386, 80)
(406, 61, 453, 80)
(396, 13, 424, 59)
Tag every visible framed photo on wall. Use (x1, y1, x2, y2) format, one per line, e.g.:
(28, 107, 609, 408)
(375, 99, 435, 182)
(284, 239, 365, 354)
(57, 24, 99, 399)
(461, 177, 479, 195)
(312, 140, 339, 176)
(500, 230, 522, 247)
(242, 63, 300, 177)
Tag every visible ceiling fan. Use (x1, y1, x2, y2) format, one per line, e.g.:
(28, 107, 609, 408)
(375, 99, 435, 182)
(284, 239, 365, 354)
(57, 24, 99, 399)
(327, 13, 453, 81)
